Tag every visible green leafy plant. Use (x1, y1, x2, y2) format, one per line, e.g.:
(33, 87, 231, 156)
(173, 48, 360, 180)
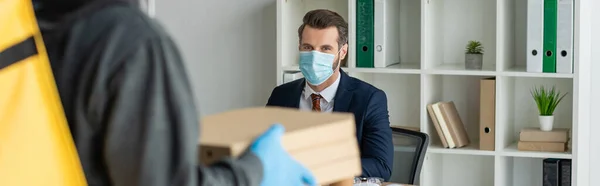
(530, 85, 568, 116)
(465, 40, 484, 54)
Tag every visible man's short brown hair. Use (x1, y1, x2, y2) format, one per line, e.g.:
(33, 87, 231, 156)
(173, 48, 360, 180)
(297, 9, 349, 50)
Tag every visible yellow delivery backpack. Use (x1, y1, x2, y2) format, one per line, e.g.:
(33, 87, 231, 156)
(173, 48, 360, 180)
(0, 0, 87, 185)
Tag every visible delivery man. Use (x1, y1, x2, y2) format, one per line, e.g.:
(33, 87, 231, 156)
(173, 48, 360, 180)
(29, 0, 317, 185)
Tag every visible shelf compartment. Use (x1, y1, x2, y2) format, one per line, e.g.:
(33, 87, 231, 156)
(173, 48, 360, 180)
(498, 0, 528, 72)
(497, 0, 574, 77)
(496, 76, 573, 153)
(351, 73, 421, 129)
(278, 0, 349, 67)
(422, 75, 495, 153)
(496, 0, 519, 72)
(423, 154, 495, 186)
(422, 0, 497, 72)
(365, 0, 422, 69)
(495, 156, 571, 186)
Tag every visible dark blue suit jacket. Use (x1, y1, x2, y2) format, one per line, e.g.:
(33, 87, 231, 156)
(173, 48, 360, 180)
(266, 69, 394, 181)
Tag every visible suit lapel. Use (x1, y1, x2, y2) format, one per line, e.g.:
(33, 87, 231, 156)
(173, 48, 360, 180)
(333, 69, 354, 112)
(289, 78, 304, 108)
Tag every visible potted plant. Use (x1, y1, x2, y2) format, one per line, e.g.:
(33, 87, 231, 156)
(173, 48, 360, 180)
(530, 85, 568, 131)
(465, 40, 484, 70)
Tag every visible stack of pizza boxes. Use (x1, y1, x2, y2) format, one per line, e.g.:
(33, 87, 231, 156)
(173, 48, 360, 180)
(198, 106, 361, 185)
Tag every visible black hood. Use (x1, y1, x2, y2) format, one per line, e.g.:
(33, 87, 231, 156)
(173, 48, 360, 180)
(34, 0, 139, 30)
(34, 0, 138, 22)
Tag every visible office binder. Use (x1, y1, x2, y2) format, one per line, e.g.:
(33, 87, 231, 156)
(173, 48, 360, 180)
(356, 0, 374, 68)
(543, 159, 560, 186)
(543, 0, 558, 73)
(479, 78, 495, 151)
(556, 0, 573, 73)
(543, 158, 572, 186)
(560, 159, 572, 186)
(374, 0, 385, 68)
(527, 0, 544, 72)
(374, 0, 400, 68)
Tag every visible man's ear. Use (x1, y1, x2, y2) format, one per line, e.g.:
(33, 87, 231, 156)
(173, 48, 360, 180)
(340, 43, 349, 60)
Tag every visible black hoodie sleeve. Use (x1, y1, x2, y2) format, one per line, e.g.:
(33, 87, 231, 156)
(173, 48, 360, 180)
(96, 7, 263, 186)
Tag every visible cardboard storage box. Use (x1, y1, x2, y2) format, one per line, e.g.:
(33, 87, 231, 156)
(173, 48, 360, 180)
(198, 106, 362, 185)
(519, 128, 570, 142)
(517, 141, 567, 152)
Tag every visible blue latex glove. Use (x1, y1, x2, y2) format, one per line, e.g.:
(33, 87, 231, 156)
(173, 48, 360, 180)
(250, 124, 317, 186)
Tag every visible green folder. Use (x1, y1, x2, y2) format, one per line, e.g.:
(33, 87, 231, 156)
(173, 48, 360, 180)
(543, 0, 557, 73)
(356, 0, 374, 68)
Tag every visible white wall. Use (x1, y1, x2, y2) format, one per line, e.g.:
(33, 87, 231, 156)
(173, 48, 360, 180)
(155, 0, 277, 117)
(590, 0, 600, 183)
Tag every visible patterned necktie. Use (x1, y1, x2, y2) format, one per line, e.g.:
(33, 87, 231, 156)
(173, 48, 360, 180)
(310, 94, 322, 112)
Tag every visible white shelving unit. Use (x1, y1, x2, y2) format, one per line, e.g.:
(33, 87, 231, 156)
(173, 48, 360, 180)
(276, 0, 589, 185)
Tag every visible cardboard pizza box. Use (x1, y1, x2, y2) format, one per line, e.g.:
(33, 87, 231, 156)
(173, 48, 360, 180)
(198, 106, 362, 184)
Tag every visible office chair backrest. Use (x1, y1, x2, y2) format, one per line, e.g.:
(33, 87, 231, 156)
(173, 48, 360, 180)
(388, 127, 429, 185)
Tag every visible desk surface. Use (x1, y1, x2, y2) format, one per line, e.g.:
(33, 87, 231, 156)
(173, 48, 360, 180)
(382, 182, 415, 186)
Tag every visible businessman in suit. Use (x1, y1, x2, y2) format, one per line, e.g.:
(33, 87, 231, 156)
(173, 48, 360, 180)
(266, 9, 394, 181)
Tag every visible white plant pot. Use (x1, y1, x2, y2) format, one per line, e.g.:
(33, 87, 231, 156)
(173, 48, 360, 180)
(539, 115, 554, 131)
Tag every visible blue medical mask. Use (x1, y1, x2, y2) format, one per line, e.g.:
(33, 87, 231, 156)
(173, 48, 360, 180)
(299, 50, 340, 86)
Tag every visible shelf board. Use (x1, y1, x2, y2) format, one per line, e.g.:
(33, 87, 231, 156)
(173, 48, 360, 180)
(498, 143, 572, 159)
(282, 65, 577, 79)
(280, 64, 421, 74)
(425, 63, 496, 76)
(348, 63, 421, 74)
(500, 66, 575, 78)
(428, 142, 496, 156)
(281, 66, 353, 72)
(281, 65, 300, 71)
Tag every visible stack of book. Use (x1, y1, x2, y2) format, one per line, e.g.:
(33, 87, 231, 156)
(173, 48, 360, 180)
(518, 128, 570, 152)
(426, 101, 470, 148)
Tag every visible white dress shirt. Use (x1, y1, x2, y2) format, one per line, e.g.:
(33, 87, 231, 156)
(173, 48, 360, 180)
(299, 74, 341, 112)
